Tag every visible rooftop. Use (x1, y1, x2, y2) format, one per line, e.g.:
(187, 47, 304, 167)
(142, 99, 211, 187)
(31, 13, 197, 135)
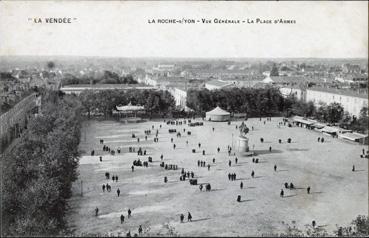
(206, 80, 234, 87)
(61, 84, 152, 89)
(307, 87, 368, 99)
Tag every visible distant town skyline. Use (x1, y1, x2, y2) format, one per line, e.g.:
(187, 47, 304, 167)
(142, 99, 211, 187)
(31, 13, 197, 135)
(0, 1, 367, 59)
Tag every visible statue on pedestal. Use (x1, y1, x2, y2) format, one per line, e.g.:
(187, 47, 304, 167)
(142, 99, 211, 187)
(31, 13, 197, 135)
(238, 121, 249, 152)
(239, 121, 249, 138)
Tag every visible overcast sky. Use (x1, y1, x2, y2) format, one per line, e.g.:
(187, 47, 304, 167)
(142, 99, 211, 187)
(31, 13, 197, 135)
(0, 1, 367, 58)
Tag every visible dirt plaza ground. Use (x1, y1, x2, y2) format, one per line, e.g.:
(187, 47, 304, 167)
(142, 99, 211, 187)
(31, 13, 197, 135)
(66, 117, 368, 236)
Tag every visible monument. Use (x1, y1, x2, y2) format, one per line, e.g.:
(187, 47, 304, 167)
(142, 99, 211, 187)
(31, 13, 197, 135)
(237, 121, 250, 153)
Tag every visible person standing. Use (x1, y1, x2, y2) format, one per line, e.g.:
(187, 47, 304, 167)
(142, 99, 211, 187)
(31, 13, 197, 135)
(274, 164, 277, 172)
(240, 182, 243, 189)
(251, 170, 255, 178)
(102, 184, 106, 192)
(131, 165, 134, 172)
(120, 214, 125, 224)
(95, 207, 99, 216)
(180, 214, 184, 223)
(138, 225, 143, 234)
(235, 157, 238, 164)
(307, 186, 311, 194)
(280, 189, 284, 197)
(207, 164, 210, 171)
(187, 212, 192, 222)
(117, 188, 120, 197)
(128, 209, 132, 218)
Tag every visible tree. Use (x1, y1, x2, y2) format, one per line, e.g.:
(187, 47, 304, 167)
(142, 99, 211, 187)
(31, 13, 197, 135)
(2, 90, 81, 236)
(357, 107, 368, 133)
(326, 102, 344, 123)
(339, 111, 352, 129)
(335, 215, 369, 237)
(270, 63, 279, 76)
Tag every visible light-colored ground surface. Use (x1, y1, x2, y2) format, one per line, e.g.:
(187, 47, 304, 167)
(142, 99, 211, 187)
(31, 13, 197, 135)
(66, 117, 368, 236)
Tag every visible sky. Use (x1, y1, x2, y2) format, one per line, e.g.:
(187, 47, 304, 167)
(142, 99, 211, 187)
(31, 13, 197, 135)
(0, 1, 367, 58)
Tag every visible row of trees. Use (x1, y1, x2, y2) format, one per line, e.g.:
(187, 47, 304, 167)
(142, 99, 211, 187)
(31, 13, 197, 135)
(186, 87, 367, 133)
(79, 89, 176, 118)
(1, 91, 82, 236)
(186, 87, 287, 117)
(62, 71, 138, 85)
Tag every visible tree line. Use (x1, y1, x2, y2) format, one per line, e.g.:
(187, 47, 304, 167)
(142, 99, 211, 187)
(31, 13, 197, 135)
(187, 87, 289, 117)
(62, 70, 138, 85)
(79, 89, 176, 118)
(186, 88, 368, 133)
(1, 91, 82, 236)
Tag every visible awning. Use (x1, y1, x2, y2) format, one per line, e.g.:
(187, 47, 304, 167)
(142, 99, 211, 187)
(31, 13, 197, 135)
(321, 126, 339, 134)
(339, 132, 368, 141)
(292, 116, 314, 125)
(312, 122, 326, 129)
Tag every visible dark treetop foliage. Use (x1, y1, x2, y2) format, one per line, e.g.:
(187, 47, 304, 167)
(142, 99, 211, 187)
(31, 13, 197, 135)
(79, 89, 175, 118)
(1, 90, 82, 236)
(186, 87, 288, 117)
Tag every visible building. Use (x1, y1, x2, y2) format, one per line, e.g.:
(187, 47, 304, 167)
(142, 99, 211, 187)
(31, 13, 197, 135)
(205, 80, 235, 90)
(0, 93, 40, 152)
(279, 86, 305, 101)
(306, 87, 368, 117)
(60, 84, 155, 95)
(168, 87, 187, 109)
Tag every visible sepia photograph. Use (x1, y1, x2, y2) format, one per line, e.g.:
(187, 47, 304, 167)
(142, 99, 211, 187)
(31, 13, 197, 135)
(0, 1, 368, 237)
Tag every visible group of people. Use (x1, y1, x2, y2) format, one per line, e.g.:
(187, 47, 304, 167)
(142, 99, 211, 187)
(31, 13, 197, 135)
(137, 148, 146, 156)
(120, 209, 132, 223)
(284, 182, 295, 189)
(102, 183, 112, 192)
(252, 158, 259, 163)
(228, 173, 237, 181)
(198, 160, 207, 167)
(317, 137, 325, 143)
(112, 175, 119, 182)
(179, 212, 192, 223)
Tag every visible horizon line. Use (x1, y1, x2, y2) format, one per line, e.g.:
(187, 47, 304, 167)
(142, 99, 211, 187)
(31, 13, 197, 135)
(0, 55, 368, 60)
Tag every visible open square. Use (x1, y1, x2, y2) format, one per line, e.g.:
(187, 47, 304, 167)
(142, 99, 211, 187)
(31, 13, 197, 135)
(66, 117, 367, 236)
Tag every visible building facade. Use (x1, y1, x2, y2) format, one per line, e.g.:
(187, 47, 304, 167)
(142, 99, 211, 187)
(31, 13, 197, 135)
(168, 87, 187, 109)
(306, 88, 368, 117)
